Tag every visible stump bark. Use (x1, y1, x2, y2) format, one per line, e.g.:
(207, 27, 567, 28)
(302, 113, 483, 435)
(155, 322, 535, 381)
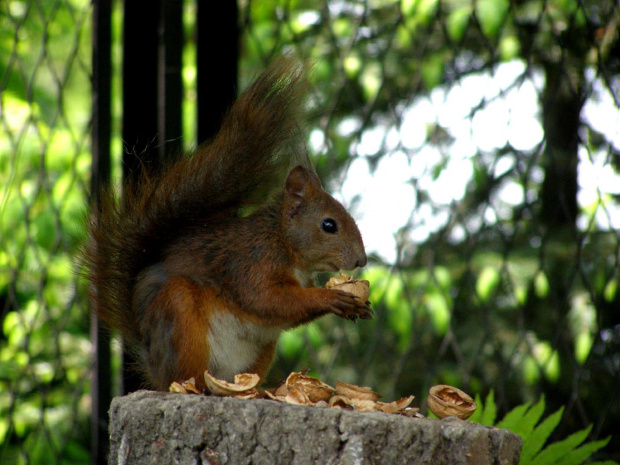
(108, 390, 522, 464)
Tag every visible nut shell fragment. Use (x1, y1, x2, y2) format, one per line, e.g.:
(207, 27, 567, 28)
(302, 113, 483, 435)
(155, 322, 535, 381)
(351, 399, 379, 412)
(378, 395, 415, 414)
(399, 407, 423, 418)
(335, 381, 381, 402)
(285, 388, 311, 405)
(285, 371, 336, 403)
(169, 377, 201, 394)
(427, 385, 476, 420)
(204, 371, 260, 397)
(178, 368, 423, 417)
(329, 395, 355, 409)
(169, 381, 188, 393)
(274, 383, 289, 397)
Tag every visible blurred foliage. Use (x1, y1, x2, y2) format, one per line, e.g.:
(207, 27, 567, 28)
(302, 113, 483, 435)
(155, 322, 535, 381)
(247, 0, 620, 460)
(1, 0, 619, 463)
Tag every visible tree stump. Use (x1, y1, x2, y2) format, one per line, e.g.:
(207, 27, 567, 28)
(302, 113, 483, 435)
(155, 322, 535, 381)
(108, 390, 522, 464)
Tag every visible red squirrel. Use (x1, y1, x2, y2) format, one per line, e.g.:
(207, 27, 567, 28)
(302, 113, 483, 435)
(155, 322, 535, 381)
(83, 56, 372, 391)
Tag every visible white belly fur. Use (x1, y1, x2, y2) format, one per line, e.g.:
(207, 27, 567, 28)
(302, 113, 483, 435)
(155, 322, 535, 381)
(207, 310, 282, 382)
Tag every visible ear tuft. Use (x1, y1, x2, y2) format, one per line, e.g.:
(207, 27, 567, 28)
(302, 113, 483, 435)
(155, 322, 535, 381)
(284, 166, 322, 218)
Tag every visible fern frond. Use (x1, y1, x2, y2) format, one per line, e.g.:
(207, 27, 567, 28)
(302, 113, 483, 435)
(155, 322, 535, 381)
(469, 393, 618, 464)
(532, 424, 592, 465)
(520, 406, 564, 465)
(496, 401, 532, 432)
(469, 390, 496, 426)
(480, 390, 497, 426)
(554, 436, 611, 465)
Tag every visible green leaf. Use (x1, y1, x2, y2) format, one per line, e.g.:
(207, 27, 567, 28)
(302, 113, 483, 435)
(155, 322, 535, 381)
(401, 0, 438, 23)
(499, 35, 521, 61)
(0, 415, 7, 444)
(425, 292, 450, 335)
(574, 331, 593, 365)
(532, 424, 592, 465)
(447, 6, 471, 42)
(421, 54, 445, 90)
(534, 271, 550, 298)
(415, 0, 439, 24)
(603, 279, 617, 301)
(475, 0, 509, 38)
(386, 278, 413, 349)
(476, 267, 501, 303)
(521, 407, 564, 464)
(278, 327, 305, 358)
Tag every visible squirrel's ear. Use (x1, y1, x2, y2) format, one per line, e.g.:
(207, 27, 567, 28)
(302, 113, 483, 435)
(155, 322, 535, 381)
(284, 166, 322, 218)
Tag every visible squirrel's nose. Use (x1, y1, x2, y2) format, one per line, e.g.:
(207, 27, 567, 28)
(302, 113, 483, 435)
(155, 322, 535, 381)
(356, 253, 367, 268)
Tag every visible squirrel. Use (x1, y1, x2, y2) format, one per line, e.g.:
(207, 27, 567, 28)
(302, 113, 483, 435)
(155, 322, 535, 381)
(82, 56, 372, 392)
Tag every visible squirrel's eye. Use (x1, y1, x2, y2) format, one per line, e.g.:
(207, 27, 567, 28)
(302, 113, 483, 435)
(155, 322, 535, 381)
(321, 218, 338, 234)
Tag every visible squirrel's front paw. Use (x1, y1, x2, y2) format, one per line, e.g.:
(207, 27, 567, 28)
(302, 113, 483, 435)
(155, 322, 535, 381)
(328, 290, 373, 322)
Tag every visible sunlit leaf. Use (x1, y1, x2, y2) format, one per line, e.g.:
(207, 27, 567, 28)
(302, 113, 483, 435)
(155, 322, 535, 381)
(499, 35, 520, 61)
(402, 0, 438, 22)
(415, 0, 439, 24)
(603, 279, 617, 302)
(475, 0, 509, 38)
(534, 272, 550, 298)
(360, 63, 382, 100)
(476, 267, 501, 302)
(278, 327, 306, 359)
(421, 54, 444, 90)
(447, 6, 471, 42)
(425, 292, 450, 334)
(574, 332, 592, 365)
(524, 355, 541, 385)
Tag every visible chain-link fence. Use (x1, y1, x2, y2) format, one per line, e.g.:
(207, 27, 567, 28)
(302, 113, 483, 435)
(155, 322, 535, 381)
(0, 0, 93, 463)
(1, 0, 619, 463)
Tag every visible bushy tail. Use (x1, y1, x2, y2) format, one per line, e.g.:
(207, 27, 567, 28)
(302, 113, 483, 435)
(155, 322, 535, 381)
(82, 55, 310, 343)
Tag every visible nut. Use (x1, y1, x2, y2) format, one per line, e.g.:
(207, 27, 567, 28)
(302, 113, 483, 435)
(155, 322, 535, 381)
(427, 385, 476, 420)
(326, 273, 370, 302)
(325, 273, 354, 286)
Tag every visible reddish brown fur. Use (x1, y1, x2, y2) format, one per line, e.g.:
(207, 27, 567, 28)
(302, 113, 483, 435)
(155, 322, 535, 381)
(142, 277, 211, 390)
(82, 56, 371, 390)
